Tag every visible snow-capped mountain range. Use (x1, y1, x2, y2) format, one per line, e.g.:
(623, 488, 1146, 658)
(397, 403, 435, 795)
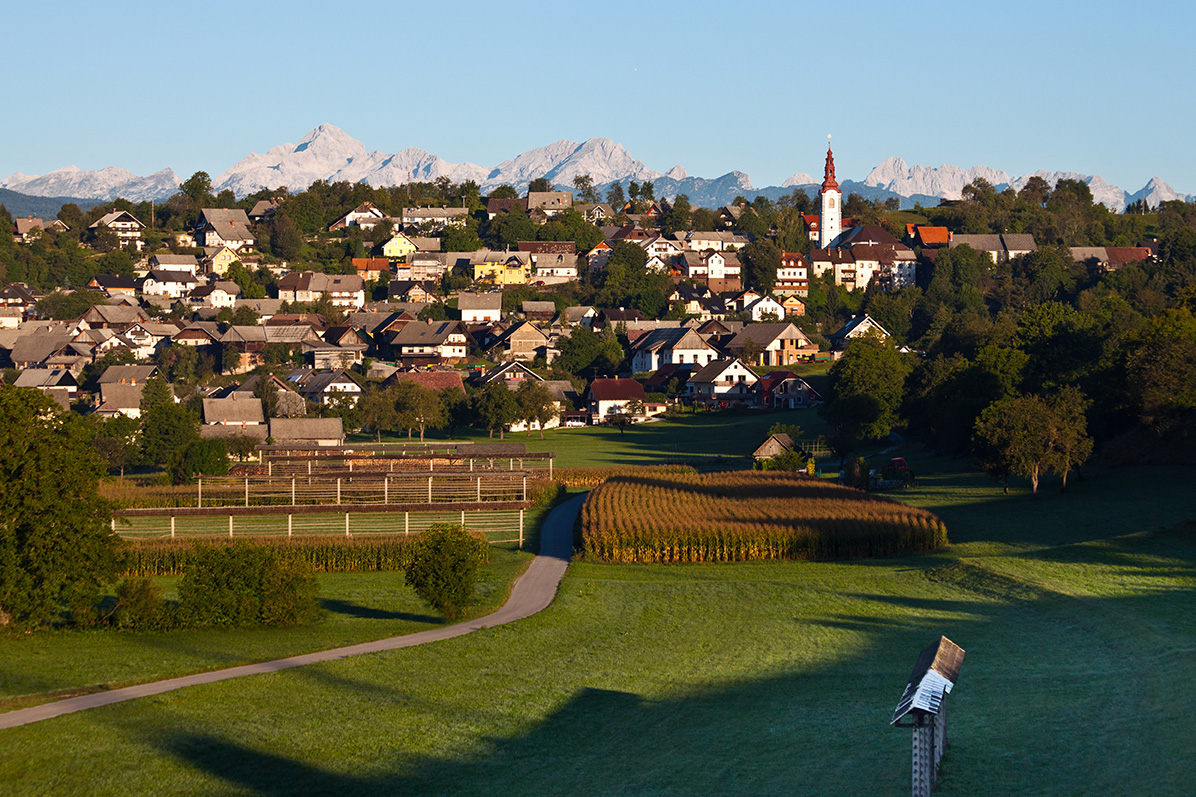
(2, 124, 1190, 212)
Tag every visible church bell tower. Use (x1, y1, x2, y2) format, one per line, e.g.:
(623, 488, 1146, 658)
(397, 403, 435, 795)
(819, 141, 841, 249)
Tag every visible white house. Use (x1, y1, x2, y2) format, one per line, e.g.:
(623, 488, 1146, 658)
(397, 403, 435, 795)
(630, 327, 718, 372)
(687, 358, 759, 405)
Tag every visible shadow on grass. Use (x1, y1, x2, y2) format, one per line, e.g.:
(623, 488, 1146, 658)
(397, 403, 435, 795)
(318, 599, 442, 624)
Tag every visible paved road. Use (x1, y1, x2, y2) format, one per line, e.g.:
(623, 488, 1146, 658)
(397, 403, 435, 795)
(0, 494, 584, 731)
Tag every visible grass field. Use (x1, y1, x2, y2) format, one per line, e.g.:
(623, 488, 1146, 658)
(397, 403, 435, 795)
(3, 452, 1194, 794)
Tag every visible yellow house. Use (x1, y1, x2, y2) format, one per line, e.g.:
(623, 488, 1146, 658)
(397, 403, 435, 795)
(203, 245, 240, 277)
(473, 254, 531, 286)
(382, 234, 417, 261)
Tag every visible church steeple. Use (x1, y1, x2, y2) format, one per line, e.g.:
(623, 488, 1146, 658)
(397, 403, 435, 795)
(821, 145, 839, 191)
(818, 138, 842, 248)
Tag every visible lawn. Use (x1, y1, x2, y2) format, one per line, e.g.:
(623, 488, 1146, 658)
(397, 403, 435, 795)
(3, 458, 1194, 795)
(415, 405, 833, 469)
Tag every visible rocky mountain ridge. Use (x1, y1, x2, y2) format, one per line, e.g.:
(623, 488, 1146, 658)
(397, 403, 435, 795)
(3, 124, 1190, 212)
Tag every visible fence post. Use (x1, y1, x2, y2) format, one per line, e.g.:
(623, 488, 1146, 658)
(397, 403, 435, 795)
(519, 509, 524, 549)
(405, 511, 409, 536)
(110, 518, 115, 533)
(345, 513, 350, 537)
(288, 514, 293, 538)
(477, 477, 482, 502)
(510, 458, 514, 470)
(292, 478, 296, 505)
(229, 515, 233, 538)
(523, 476, 527, 501)
(427, 475, 433, 503)
(549, 457, 553, 479)
(461, 509, 465, 527)
(267, 460, 272, 477)
(244, 477, 249, 507)
(197, 477, 202, 508)
(171, 516, 175, 539)
(337, 477, 341, 505)
(384, 476, 388, 504)
(469, 458, 473, 472)
(349, 461, 353, 473)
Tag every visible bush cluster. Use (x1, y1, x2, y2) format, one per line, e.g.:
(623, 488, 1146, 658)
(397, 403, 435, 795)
(176, 544, 318, 627)
(404, 524, 489, 619)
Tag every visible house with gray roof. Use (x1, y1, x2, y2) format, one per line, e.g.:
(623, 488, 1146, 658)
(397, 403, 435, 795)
(196, 208, 255, 251)
(269, 417, 344, 446)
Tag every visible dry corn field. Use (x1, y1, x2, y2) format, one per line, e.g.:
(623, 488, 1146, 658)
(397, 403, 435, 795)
(578, 471, 948, 563)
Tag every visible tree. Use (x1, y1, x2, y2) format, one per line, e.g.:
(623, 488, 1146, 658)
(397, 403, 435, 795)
(0, 388, 120, 626)
(393, 381, 442, 442)
(821, 333, 911, 452)
(90, 415, 139, 477)
(168, 438, 230, 485)
(1045, 386, 1093, 491)
(139, 375, 174, 415)
(35, 290, 108, 320)
(528, 177, 553, 193)
(253, 376, 280, 418)
(973, 394, 1056, 494)
(661, 194, 692, 236)
(606, 182, 625, 208)
(488, 185, 519, 200)
(270, 216, 303, 261)
(222, 344, 242, 375)
(516, 380, 557, 439)
(573, 174, 599, 203)
(403, 524, 488, 618)
(358, 384, 398, 442)
(179, 171, 213, 204)
(440, 387, 473, 439)
(140, 403, 200, 468)
(741, 239, 782, 292)
(474, 382, 519, 439)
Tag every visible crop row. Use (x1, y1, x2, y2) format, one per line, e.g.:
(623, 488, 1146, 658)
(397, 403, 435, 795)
(578, 471, 947, 563)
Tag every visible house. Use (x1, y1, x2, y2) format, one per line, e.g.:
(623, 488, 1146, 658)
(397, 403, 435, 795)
(382, 369, 467, 397)
(172, 322, 222, 348)
(219, 373, 306, 417)
(220, 324, 323, 373)
(147, 253, 199, 274)
(827, 314, 891, 352)
(86, 274, 138, 298)
(248, 198, 284, 224)
(387, 281, 437, 304)
(743, 295, 787, 322)
(949, 233, 1037, 264)
(630, 327, 719, 373)
(781, 296, 806, 316)
(201, 245, 240, 277)
(685, 231, 751, 252)
(486, 197, 527, 220)
(586, 378, 648, 423)
(202, 395, 265, 427)
(486, 320, 552, 362)
(473, 361, 541, 389)
(586, 240, 613, 273)
(277, 272, 366, 309)
(525, 191, 572, 217)
(329, 202, 386, 232)
(473, 252, 531, 286)
(269, 417, 344, 447)
(521, 301, 557, 321)
(758, 371, 822, 409)
(457, 291, 503, 323)
(94, 380, 152, 419)
(0, 308, 23, 329)
(576, 203, 614, 223)
(188, 282, 242, 309)
(753, 432, 798, 461)
(352, 258, 390, 282)
(776, 252, 810, 297)
(401, 207, 468, 230)
(195, 208, 255, 251)
(288, 369, 362, 407)
(310, 325, 369, 369)
(13, 367, 78, 406)
(724, 323, 819, 367)
(0, 283, 42, 315)
(78, 304, 149, 332)
(687, 358, 759, 406)
(13, 217, 68, 243)
(89, 210, 146, 251)
(141, 270, 200, 299)
(563, 305, 598, 328)
(381, 233, 418, 261)
(120, 323, 180, 359)
(912, 226, 950, 249)
(388, 320, 472, 366)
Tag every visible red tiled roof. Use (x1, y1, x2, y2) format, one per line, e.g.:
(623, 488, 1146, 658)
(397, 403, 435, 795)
(916, 226, 950, 246)
(386, 370, 466, 395)
(589, 378, 646, 402)
(1105, 247, 1152, 266)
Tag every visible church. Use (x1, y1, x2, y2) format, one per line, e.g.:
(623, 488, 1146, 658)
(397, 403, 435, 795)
(806, 145, 916, 292)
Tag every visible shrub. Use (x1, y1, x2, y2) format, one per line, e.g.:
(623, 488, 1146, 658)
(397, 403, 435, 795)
(176, 543, 318, 627)
(404, 524, 489, 619)
(113, 577, 166, 629)
(168, 438, 230, 485)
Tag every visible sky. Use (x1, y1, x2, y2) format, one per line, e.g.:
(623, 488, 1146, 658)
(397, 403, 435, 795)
(4, 0, 1196, 195)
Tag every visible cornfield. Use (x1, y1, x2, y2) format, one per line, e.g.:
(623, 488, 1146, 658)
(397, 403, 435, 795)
(554, 465, 698, 487)
(578, 471, 948, 563)
(118, 534, 454, 576)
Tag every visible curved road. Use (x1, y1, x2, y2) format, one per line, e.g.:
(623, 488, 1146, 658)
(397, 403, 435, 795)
(0, 494, 584, 731)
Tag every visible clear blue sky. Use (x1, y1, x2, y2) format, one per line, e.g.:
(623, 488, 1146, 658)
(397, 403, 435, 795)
(5, 0, 1194, 194)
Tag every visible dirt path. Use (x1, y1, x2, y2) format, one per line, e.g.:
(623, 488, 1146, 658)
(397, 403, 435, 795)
(0, 494, 584, 731)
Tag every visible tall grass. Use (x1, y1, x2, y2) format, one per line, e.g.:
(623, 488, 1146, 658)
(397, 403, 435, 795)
(578, 471, 947, 563)
(120, 535, 434, 576)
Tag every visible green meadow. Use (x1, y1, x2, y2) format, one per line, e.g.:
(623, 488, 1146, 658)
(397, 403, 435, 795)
(2, 411, 1195, 795)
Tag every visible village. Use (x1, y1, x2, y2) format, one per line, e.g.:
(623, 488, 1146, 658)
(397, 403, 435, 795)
(1, 146, 1159, 452)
